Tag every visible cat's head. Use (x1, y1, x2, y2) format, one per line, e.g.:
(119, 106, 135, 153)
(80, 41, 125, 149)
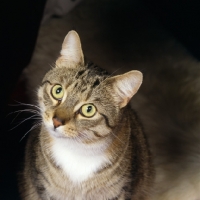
(38, 31, 142, 143)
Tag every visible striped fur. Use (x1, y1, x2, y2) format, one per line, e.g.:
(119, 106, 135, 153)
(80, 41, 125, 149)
(19, 31, 153, 200)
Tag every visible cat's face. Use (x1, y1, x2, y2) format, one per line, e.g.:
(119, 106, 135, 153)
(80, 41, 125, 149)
(38, 31, 143, 143)
(38, 65, 119, 143)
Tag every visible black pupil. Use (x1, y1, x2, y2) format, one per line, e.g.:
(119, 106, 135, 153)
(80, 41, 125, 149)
(56, 87, 62, 94)
(87, 106, 92, 113)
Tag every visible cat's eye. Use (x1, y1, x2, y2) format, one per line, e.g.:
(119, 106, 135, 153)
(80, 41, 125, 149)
(80, 104, 96, 118)
(51, 84, 64, 100)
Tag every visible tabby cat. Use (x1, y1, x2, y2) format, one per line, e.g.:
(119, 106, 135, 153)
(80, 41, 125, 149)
(19, 31, 153, 200)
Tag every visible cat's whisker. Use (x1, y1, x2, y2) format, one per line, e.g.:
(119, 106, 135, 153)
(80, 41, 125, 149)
(10, 111, 22, 124)
(32, 120, 42, 126)
(8, 99, 42, 128)
(20, 121, 42, 142)
(111, 131, 125, 144)
(95, 68, 122, 91)
(109, 68, 122, 76)
(77, 131, 122, 158)
(8, 109, 41, 125)
(74, 137, 82, 144)
(81, 129, 124, 150)
(9, 114, 40, 131)
(8, 109, 40, 116)
(12, 101, 42, 111)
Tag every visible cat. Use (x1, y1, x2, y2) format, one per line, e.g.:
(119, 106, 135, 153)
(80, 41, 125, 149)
(19, 31, 154, 200)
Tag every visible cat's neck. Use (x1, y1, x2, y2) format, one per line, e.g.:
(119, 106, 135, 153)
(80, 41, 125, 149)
(40, 125, 112, 183)
(53, 134, 112, 156)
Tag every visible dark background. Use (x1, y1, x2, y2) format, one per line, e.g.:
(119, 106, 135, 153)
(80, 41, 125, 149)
(0, 0, 200, 199)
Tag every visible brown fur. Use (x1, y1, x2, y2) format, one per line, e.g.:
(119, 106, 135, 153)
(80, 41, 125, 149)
(19, 31, 153, 200)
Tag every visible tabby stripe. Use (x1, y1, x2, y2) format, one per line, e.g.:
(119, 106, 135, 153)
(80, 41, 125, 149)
(75, 69, 86, 78)
(36, 185, 46, 195)
(43, 89, 51, 101)
(92, 78, 100, 88)
(41, 80, 52, 86)
(93, 130, 110, 138)
(85, 90, 93, 101)
(81, 87, 87, 93)
(93, 131, 102, 138)
(73, 82, 78, 89)
(30, 144, 50, 188)
(100, 113, 113, 128)
(107, 174, 131, 200)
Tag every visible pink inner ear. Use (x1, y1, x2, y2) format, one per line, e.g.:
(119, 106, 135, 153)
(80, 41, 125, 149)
(111, 70, 143, 108)
(56, 31, 84, 67)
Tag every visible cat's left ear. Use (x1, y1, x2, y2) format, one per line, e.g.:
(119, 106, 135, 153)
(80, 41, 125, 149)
(56, 30, 84, 67)
(107, 70, 143, 108)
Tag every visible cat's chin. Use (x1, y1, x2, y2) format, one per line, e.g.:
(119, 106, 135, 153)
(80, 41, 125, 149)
(49, 130, 67, 139)
(45, 126, 65, 138)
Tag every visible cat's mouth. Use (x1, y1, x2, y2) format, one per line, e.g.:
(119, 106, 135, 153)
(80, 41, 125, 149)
(46, 125, 65, 138)
(45, 122, 82, 139)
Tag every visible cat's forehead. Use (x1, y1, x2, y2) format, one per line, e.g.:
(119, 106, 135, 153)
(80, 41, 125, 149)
(42, 66, 83, 83)
(42, 64, 109, 86)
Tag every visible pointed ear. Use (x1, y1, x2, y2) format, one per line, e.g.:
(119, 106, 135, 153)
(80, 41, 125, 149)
(56, 30, 84, 67)
(107, 70, 143, 108)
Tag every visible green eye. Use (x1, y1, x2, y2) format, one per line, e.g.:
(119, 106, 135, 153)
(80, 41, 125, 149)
(51, 84, 64, 100)
(80, 104, 96, 118)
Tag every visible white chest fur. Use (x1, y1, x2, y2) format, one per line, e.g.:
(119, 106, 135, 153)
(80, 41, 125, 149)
(51, 138, 109, 184)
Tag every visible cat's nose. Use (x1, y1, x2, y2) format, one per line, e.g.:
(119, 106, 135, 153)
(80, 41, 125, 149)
(52, 117, 63, 128)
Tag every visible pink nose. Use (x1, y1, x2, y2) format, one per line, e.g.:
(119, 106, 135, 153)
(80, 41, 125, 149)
(52, 117, 62, 128)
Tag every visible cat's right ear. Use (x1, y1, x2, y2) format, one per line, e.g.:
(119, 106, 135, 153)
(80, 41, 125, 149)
(56, 30, 84, 68)
(106, 70, 143, 108)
